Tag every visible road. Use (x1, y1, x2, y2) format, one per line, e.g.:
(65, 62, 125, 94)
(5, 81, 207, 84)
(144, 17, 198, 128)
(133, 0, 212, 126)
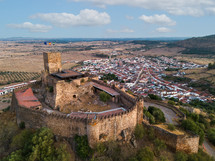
(144, 102, 179, 125)
(203, 140, 215, 157)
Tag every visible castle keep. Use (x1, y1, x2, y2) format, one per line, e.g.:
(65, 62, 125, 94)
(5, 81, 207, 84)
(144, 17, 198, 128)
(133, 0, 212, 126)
(11, 52, 144, 147)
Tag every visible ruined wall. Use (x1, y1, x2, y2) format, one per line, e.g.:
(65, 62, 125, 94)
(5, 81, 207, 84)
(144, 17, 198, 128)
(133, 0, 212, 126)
(53, 77, 92, 109)
(87, 105, 138, 146)
(43, 52, 62, 74)
(15, 103, 88, 138)
(143, 122, 199, 153)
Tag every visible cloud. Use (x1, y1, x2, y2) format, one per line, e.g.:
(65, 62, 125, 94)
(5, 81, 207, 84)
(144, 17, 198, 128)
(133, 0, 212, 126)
(31, 9, 111, 27)
(126, 15, 134, 20)
(70, 0, 215, 16)
(8, 22, 52, 32)
(139, 14, 176, 26)
(206, 7, 215, 14)
(106, 28, 134, 33)
(156, 27, 172, 33)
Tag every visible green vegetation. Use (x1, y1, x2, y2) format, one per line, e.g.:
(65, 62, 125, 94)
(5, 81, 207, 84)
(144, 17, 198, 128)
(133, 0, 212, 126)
(144, 109, 155, 124)
(99, 91, 111, 102)
(165, 68, 179, 71)
(101, 73, 119, 81)
(2, 128, 71, 161)
(0, 71, 40, 85)
(74, 135, 92, 159)
(167, 124, 176, 131)
(168, 100, 176, 105)
(175, 149, 214, 161)
(189, 99, 215, 114)
(148, 106, 166, 124)
(168, 34, 215, 55)
(153, 138, 166, 156)
(48, 86, 53, 93)
(181, 119, 205, 144)
(93, 53, 109, 58)
(188, 80, 215, 96)
(148, 94, 162, 100)
(208, 62, 215, 70)
(80, 78, 85, 83)
(208, 128, 215, 146)
(163, 75, 192, 83)
(134, 124, 145, 139)
(181, 48, 215, 55)
(127, 90, 134, 95)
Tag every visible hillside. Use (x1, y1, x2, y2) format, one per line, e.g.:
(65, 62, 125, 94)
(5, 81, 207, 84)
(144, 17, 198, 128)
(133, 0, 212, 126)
(168, 34, 215, 55)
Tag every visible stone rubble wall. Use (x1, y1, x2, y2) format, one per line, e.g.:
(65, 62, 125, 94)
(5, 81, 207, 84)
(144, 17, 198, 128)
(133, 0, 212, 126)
(143, 122, 199, 153)
(12, 81, 143, 148)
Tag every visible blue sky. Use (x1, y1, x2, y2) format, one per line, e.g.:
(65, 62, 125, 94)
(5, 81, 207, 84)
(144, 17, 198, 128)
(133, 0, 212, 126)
(1, 0, 215, 38)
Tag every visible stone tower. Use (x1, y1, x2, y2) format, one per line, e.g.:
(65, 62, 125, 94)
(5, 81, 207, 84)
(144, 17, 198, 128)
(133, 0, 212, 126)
(43, 52, 62, 74)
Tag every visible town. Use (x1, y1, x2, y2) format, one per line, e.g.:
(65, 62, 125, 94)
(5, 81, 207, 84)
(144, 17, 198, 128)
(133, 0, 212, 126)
(75, 55, 212, 103)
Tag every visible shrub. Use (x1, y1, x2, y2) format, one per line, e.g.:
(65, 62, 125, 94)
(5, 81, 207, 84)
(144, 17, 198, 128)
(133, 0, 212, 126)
(81, 78, 85, 83)
(175, 151, 188, 161)
(153, 138, 166, 156)
(167, 124, 176, 131)
(74, 135, 92, 159)
(134, 124, 145, 139)
(148, 106, 165, 123)
(148, 94, 162, 100)
(137, 147, 154, 161)
(208, 128, 215, 145)
(19, 121, 25, 129)
(48, 86, 53, 93)
(181, 119, 205, 144)
(3, 106, 10, 112)
(168, 100, 175, 105)
(99, 91, 111, 102)
(144, 110, 155, 124)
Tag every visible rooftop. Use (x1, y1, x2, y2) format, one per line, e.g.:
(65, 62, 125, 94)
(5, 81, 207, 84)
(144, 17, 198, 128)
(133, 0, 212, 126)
(15, 88, 41, 108)
(52, 69, 83, 79)
(92, 82, 120, 96)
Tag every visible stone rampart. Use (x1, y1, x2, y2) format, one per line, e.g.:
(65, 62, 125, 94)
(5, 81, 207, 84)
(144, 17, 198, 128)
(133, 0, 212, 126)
(143, 122, 199, 153)
(12, 83, 143, 147)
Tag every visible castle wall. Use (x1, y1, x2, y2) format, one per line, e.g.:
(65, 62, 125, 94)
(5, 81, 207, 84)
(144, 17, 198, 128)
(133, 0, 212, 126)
(143, 122, 199, 153)
(54, 77, 92, 109)
(15, 104, 87, 138)
(87, 105, 138, 147)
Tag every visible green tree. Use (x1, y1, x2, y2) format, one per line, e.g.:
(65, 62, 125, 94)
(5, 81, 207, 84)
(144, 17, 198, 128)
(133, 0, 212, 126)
(29, 128, 56, 161)
(74, 135, 92, 159)
(208, 128, 215, 145)
(134, 124, 145, 139)
(99, 91, 111, 102)
(148, 106, 165, 123)
(137, 147, 154, 161)
(175, 151, 188, 161)
(181, 119, 205, 144)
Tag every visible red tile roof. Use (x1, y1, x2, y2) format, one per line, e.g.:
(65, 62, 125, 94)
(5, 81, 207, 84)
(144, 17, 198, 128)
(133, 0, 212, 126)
(15, 88, 41, 108)
(92, 82, 120, 96)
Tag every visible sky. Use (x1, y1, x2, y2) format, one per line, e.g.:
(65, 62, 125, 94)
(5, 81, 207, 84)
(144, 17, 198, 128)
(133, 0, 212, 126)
(0, 0, 215, 38)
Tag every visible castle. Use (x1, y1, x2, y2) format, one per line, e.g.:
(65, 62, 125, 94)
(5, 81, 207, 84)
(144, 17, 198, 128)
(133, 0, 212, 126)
(11, 52, 199, 153)
(11, 52, 144, 147)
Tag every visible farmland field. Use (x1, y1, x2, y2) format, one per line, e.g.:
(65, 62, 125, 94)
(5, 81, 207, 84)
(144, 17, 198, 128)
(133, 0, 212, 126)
(0, 71, 40, 85)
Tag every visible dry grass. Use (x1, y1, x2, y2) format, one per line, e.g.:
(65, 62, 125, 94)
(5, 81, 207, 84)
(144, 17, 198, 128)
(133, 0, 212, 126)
(155, 124, 185, 135)
(176, 56, 215, 65)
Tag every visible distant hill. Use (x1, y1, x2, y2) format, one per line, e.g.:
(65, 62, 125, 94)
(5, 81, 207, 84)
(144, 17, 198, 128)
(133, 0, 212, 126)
(168, 34, 215, 55)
